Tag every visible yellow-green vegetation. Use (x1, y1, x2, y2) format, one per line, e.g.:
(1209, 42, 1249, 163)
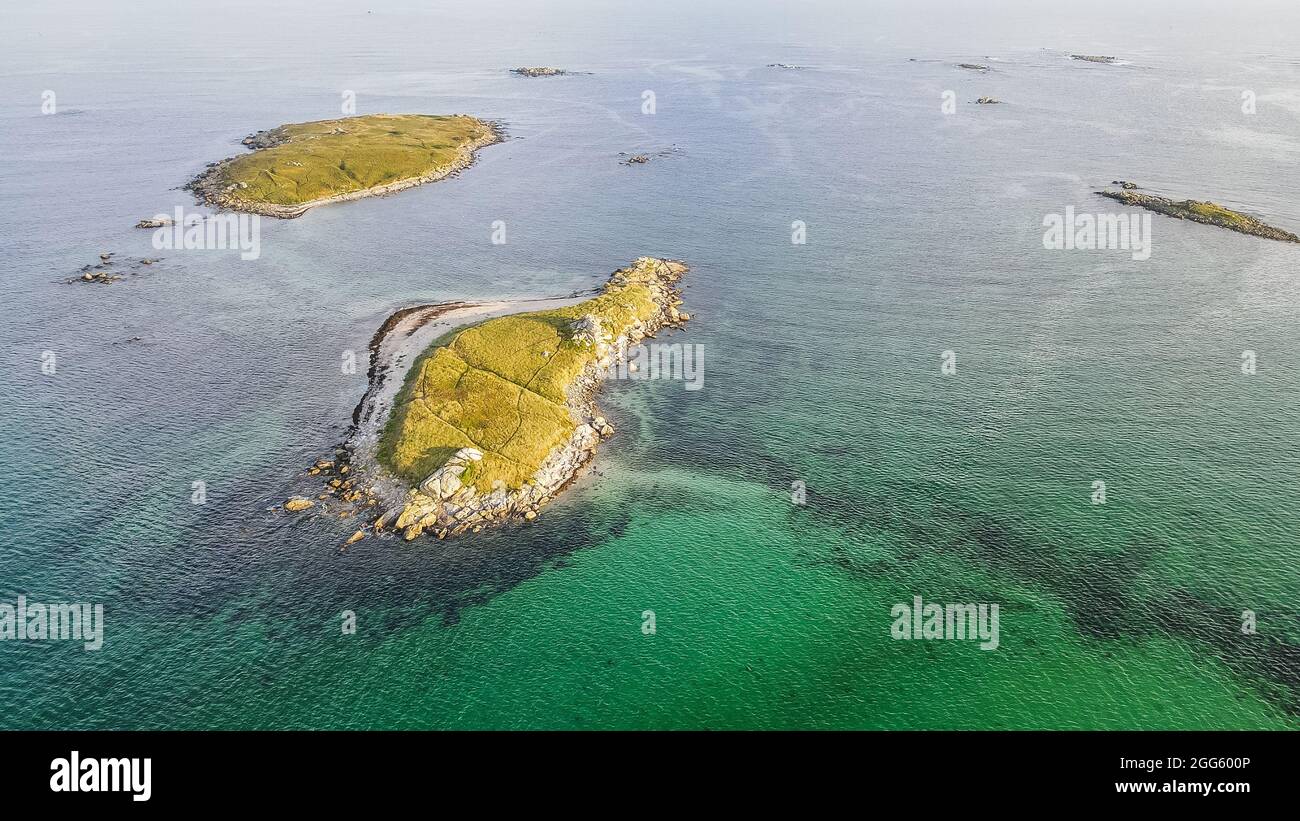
(378, 273, 661, 492)
(191, 114, 497, 214)
(1185, 200, 1256, 232)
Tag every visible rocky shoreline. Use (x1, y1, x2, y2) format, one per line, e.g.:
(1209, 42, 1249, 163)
(302, 258, 690, 543)
(185, 119, 503, 219)
(1096, 188, 1300, 243)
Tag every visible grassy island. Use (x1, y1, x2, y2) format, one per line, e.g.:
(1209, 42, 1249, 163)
(372, 257, 690, 540)
(187, 114, 499, 217)
(1097, 188, 1300, 243)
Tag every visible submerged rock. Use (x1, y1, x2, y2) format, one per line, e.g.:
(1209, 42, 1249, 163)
(284, 497, 314, 512)
(70, 255, 123, 285)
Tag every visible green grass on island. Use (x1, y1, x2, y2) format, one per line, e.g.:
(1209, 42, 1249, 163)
(198, 114, 496, 210)
(1184, 200, 1258, 232)
(377, 266, 664, 492)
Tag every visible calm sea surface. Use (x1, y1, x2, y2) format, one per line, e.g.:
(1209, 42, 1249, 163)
(1, 0, 1298, 728)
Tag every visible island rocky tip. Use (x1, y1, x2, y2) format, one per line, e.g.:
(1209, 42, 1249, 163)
(1096, 186, 1300, 243)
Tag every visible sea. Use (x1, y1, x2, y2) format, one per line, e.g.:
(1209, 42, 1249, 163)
(1, 0, 1298, 728)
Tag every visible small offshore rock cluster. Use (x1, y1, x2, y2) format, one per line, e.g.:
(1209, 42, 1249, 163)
(1071, 54, 1117, 64)
(282, 452, 378, 548)
(618, 147, 681, 166)
(340, 257, 691, 542)
(68, 252, 160, 285)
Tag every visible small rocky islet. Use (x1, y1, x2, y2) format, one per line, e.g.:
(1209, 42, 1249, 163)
(285, 257, 692, 542)
(378, 256, 689, 541)
(511, 66, 567, 77)
(185, 113, 500, 218)
(1096, 185, 1300, 243)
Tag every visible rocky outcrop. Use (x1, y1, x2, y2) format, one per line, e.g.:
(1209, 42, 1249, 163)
(975, 96, 1001, 105)
(618, 148, 680, 165)
(569, 313, 609, 347)
(239, 129, 289, 150)
(1096, 188, 1300, 243)
(284, 497, 314, 512)
(67, 254, 163, 285)
(958, 63, 988, 72)
(378, 257, 690, 540)
(1071, 54, 1117, 64)
(512, 67, 566, 77)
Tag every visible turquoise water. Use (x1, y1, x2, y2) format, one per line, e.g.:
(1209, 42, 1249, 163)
(1, 0, 1298, 729)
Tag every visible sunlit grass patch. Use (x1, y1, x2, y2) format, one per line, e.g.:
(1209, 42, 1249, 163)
(216, 114, 494, 207)
(378, 270, 665, 491)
